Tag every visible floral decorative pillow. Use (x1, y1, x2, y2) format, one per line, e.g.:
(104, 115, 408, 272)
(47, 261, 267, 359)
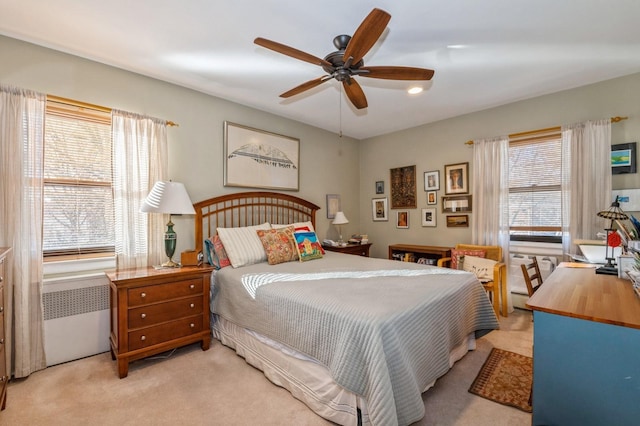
(294, 231, 324, 262)
(256, 227, 298, 265)
(462, 255, 497, 282)
(450, 249, 486, 269)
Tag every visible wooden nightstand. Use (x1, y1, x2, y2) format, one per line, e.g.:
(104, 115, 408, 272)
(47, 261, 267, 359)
(107, 265, 214, 378)
(323, 243, 372, 257)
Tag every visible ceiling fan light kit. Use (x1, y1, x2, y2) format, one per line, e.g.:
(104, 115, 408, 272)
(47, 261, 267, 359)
(254, 8, 434, 110)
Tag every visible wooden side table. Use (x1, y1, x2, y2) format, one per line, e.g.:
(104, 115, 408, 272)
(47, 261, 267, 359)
(107, 264, 214, 378)
(322, 243, 372, 257)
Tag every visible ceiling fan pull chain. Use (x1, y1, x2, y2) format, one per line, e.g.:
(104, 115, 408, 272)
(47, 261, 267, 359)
(339, 84, 343, 138)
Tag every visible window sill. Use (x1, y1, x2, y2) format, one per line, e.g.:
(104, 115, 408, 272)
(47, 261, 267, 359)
(43, 256, 116, 281)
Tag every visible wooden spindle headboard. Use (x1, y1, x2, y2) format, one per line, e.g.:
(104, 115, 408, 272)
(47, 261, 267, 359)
(193, 191, 320, 254)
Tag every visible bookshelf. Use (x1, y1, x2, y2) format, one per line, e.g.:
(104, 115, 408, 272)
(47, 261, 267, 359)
(388, 244, 452, 265)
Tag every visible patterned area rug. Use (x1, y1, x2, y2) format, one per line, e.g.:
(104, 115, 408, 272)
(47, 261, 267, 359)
(468, 348, 533, 413)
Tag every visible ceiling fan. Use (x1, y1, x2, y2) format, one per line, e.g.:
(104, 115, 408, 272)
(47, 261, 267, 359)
(254, 8, 434, 110)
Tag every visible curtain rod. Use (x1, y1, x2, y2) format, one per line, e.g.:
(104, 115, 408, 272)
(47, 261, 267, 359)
(46, 95, 179, 127)
(464, 116, 628, 145)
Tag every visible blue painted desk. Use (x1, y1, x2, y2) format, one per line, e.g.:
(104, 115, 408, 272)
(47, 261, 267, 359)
(527, 263, 640, 426)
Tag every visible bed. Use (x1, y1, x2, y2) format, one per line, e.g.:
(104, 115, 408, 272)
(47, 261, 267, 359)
(194, 191, 499, 426)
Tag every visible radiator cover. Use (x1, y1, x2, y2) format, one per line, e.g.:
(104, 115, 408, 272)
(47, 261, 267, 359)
(43, 275, 110, 366)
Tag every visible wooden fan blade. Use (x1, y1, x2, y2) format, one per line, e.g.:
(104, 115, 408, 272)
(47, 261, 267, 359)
(343, 79, 368, 109)
(343, 8, 391, 65)
(255, 37, 333, 68)
(359, 66, 435, 80)
(280, 76, 331, 98)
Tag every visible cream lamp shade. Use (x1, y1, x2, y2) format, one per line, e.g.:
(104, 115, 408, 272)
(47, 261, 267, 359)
(332, 211, 349, 244)
(141, 181, 195, 267)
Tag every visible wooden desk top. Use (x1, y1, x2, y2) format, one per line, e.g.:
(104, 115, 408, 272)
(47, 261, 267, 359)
(526, 263, 640, 329)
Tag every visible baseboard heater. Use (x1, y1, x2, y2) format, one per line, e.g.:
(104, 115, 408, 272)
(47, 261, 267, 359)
(43, 273, 110, 366)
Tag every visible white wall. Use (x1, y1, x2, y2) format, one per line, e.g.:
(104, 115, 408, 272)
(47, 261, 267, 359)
(359, 73, 640, 258)
(0, 35, 362, 254)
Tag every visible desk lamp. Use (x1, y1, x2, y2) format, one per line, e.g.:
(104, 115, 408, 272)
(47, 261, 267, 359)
(595, 196, 628, 275)
(141, 181, 196, 267)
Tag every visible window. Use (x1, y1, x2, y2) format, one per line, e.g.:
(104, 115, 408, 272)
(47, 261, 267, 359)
(43, 98, 114, 258)
(508, 131, 562, 242)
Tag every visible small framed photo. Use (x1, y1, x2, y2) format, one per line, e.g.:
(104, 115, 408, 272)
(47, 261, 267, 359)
(611, 142, 637, 175)
(442, 194, 472, 213)
(396, 211, 409, 229)
(444, 162, 469, 195)
(426, 191, 437, 205)
(446, 214, 469, 227)
(326, 194, 340, 219)
(424, 170, 440, 191)
(375, 180, 385, 194)
(372, 197, 389, 221)
(422, 208, 436, 227)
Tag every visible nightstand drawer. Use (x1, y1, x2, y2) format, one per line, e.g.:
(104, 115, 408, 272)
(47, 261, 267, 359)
(128, 296, 203, 329)
(128, 279, 203, 306)
(128, 315, 204, 351)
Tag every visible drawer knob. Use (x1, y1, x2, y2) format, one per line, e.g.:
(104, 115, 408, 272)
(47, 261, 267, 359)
(0, 306, 3, 313)
(0, 275, 3, 282)
(140, 313, 146, 319)
(0, 376, 5, 383)
(190, 303, 195, 308)
(140, 292, 146, 298)
(190, 323, 195, 328)
(189, 284, 195, 289)
(0, 338, 4, 345)
(140, 335, 146, 341)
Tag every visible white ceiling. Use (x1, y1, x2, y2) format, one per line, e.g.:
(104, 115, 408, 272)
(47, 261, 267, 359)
(2, 0, 640, 139)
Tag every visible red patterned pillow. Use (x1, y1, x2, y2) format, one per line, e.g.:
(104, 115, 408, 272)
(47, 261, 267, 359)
(450, 249, 486, 269)
(212, 235, 231, 268)
(256, 226, 299, 265)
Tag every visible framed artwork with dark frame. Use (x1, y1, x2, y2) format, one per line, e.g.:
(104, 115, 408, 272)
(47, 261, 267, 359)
(442, 194, 473, 213)
(444, 162, 469, 195)
(426, 191, 437, 205)
(396, 211, 409, 229)
(421, 208, 436, 227)
(446, 214, 469, 227)
(424, 170, 440, 191)
(390, 165, 417, 209)
(375, 180, 385, 194)
(223, 121, 300, 191)
(372, 197, 389, 221)
(326, 194, 340, 219)
(611, 142, 637, 175)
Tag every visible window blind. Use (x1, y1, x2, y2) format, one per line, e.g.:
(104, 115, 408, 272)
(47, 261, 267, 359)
(43, 100, 114, 256)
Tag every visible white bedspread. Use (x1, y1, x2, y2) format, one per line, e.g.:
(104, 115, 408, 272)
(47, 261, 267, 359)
(212, 252, 499, 426)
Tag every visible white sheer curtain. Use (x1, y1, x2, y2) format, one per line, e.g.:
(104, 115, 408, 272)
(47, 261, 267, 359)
(112, 110, 168, 269)
(472, 136, 512, 312)
(0, 85, 47, 377)
(561, 119, 612, 258)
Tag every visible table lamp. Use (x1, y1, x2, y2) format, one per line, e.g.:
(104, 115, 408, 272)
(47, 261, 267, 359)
(332, 211, 349, 245)
(595, 196, 628, 275)
(141, 181, 196, 267)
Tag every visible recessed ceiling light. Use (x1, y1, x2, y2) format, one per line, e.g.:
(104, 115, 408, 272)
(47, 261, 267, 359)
(408, 87, 423, 95)
(447, 44, 467, 49)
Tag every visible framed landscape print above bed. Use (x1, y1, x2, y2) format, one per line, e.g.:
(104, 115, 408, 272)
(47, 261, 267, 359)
(223, 121, 300, 191)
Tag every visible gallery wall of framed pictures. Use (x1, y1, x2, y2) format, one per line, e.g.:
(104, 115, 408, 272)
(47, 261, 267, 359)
(371, 162, 472, 229)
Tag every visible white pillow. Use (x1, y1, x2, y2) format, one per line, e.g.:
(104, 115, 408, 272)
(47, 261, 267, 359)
(216, 222, 271, 268)
(462, 255, 497, 282)
(272, 221, 315, 232)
